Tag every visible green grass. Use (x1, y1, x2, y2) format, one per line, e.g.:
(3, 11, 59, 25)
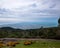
(5, 39, 60, 48)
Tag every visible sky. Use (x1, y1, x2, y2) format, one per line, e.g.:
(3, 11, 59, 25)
(0, 0, 60, 29)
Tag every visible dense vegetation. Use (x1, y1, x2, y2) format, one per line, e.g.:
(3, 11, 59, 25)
(0, 27, 60, 40)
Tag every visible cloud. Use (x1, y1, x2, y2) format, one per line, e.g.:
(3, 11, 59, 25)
(0, 0, 35, 9)
(0, 0, 60, 26)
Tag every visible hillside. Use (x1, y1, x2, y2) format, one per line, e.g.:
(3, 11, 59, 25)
(0, 27, 60, 40)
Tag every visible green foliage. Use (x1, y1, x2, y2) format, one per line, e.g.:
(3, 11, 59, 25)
(58, 18, 60, 27)
(0, 27, 60, 39)
(58, 18, 60, 24)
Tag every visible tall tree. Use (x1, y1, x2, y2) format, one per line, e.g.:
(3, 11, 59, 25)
(58, 18, 60, 27)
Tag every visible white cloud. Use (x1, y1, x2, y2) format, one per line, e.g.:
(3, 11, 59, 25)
(0, 0, 60, 10)
(0, 0, 60, 25)
(0, 0, 35, 10)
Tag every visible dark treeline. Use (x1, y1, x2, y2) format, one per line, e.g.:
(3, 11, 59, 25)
(0, 27, 60, 40)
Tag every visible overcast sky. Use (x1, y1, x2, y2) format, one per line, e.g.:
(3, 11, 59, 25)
(0, 0, 60, 28)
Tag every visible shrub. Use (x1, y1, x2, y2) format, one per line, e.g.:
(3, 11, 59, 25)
(14, 42, 19, 44)
(0, 41, 3, 44)
(6, 41, 16, 47)
(24, 41, 32, 45)
(0, 43, 5, 48)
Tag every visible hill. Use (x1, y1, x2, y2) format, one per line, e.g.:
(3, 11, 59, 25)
(0, 27, 60, 40)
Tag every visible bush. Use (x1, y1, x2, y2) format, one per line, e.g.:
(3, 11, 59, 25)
(14, 42, 19, 44)
(0, 41, 3, 44)
(6, 41, 16, 47)
(0, 41, 5, 48)
(24, 41, 32, 45)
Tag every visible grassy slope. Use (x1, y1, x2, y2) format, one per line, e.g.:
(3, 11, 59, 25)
(11, 40, 60, 48)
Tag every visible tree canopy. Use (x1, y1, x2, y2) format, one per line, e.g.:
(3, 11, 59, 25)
(58, 18, 60, 24)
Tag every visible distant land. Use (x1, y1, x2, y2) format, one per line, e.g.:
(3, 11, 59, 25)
(0, 22, 58, 29)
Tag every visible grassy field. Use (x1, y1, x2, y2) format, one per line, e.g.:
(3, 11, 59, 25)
(4, 39, 60, 48)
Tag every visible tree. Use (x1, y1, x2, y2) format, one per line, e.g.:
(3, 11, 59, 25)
(58, 18, 60, 27)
